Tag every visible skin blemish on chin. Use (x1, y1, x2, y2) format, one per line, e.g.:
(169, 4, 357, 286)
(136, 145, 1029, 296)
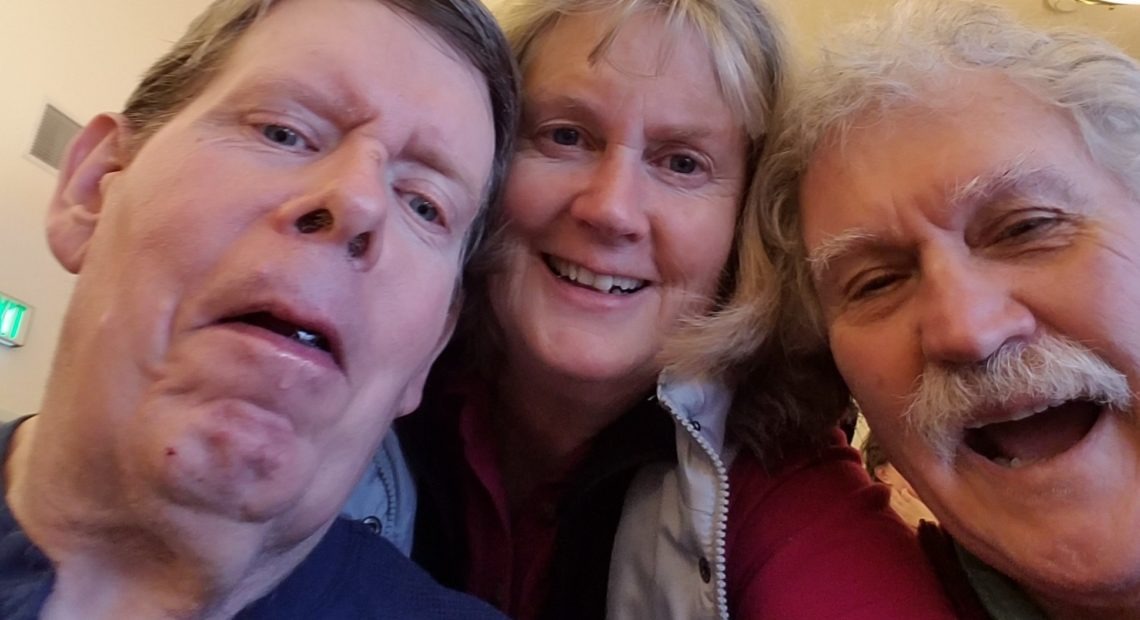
(165, 447, 177, 457)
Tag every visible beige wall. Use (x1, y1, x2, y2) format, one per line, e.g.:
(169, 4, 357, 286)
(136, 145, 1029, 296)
(0, 0, 1136, 421)
(767, 0, 1140, 59)
(0, 1, 211, 419)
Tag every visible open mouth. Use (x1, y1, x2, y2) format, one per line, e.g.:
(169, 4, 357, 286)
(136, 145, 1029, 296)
(543, 254, 647, 295)
(963, 399, 1104, 468)
(221, 311, 338, 364)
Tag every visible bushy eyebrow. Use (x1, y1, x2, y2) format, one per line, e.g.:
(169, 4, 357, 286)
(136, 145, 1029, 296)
(948, 160, 1082, 214)
(808, 229, 883, 282)
(807, 161, 1084, 282)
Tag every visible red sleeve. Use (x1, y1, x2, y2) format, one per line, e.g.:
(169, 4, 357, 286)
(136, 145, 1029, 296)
(726, 430, 957, 619)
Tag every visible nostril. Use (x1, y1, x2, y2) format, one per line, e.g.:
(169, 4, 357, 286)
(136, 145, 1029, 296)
(347, 232, 371, 259)
(295, 209, 334, 234)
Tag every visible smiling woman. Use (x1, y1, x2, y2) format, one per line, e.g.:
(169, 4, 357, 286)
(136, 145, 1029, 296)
(347, 0, 961, 618)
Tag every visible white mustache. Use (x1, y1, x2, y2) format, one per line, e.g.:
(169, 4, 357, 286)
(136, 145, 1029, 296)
(903, 332, 1134, 460)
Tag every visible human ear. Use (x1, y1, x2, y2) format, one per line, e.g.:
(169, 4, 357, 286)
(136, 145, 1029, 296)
(45, 113, 132, 273)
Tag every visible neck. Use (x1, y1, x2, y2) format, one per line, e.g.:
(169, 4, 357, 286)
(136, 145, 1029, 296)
(5, 416, 322, 620)
(490, 358, 655, 504)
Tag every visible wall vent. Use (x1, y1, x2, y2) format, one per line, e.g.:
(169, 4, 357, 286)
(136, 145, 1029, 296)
(30, 104, 81, 170)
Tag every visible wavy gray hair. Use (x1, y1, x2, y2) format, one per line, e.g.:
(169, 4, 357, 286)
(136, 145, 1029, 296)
(714, 0, 1140, 460)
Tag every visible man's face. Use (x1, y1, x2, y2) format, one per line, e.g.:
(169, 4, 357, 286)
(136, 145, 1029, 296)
(800, 71, 1140, 609)
(47, 0, 494, 539)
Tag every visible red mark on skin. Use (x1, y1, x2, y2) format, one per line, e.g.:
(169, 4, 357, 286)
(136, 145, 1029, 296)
(165, 447, 177, 457)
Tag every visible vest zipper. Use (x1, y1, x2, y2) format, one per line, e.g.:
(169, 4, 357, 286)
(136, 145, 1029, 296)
(657, 392, 731, 620)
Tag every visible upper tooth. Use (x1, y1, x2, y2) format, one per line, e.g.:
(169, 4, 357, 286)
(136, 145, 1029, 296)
(551, 257, 642, 293)
(617, 276, 640, 290)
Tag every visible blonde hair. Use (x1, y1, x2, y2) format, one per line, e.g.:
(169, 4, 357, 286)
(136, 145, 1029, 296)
(460, 0, 787, 376)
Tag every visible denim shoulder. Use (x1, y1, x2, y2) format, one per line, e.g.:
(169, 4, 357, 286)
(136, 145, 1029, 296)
(341, 431, 418, 556)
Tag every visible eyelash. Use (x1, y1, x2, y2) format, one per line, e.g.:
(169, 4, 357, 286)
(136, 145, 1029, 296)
(258, 122, 318, 153)
(534, 123, 592, 153)
(846, 270, 906, 302)
(993, 213, 1062, 244)
(654, 150, 709, 177)
(397, 187, 448, 230)
(535, 123, 711, 177)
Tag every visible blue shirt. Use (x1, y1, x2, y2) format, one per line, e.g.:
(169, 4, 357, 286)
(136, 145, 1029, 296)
(0, 418, 503, 619)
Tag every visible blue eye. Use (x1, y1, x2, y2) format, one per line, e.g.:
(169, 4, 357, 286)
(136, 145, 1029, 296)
(551, 127, 580, 146)
(410, 195, 440, 223)
(667, 154, 699, 174)
(261, 124, 307, 149)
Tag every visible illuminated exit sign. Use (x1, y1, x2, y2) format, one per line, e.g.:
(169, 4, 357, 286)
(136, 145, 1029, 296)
(0, 293, 32, 347)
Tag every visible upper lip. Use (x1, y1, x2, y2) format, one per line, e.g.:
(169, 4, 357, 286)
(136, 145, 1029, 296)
(215, 299, 344, 369)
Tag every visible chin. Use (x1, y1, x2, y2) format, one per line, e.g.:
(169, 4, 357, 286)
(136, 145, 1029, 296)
(964, 518, 1140, 610)
(144, 420, 318, 523)
(548, 349, 658, 386)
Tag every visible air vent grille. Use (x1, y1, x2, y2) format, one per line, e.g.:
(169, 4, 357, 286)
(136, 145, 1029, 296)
(30, 104, 81, 170)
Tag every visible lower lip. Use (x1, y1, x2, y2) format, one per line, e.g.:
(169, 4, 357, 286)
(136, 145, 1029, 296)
(540, 259, 647, 311)
(211, 321, 340, 372)
(957, 406, 1111, 481)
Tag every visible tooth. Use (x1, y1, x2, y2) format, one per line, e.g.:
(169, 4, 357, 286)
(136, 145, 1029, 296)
(594, 275, 614, 292)
(1009, 409, 1036, 422)
(1009, 457, 1023, 469)
(577, 267, 595, 287)
(993, 456, 1012, 468)
(294, 330, 321, 349)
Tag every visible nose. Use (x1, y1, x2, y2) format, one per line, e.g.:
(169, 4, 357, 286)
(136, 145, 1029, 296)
(279, 141, 390, 270)
(568, 147, 649, 243)
(917, 257, 1037, 365)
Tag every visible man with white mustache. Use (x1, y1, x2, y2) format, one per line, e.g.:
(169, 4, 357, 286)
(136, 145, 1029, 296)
(758, 1, 1140, 617)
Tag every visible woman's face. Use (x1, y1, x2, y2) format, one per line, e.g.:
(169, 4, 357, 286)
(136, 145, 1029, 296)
(489, 9, 748, 389)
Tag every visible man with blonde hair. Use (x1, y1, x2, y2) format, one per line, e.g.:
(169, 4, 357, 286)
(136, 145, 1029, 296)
(0, 0, 517, 617)
(760, 1, 1140, 617)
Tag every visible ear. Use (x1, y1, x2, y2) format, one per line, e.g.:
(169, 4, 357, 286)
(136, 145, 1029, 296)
(46, 113, 132, 273)
(395, 296, 463, 417)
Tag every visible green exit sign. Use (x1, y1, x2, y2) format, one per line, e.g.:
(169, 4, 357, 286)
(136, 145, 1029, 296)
(0, 293, 32, 347)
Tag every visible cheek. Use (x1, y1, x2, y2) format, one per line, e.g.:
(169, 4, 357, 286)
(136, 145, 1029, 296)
(659, 200, 737, 292)
(830, 326, 916, 416)
(501, 158, 563, 230)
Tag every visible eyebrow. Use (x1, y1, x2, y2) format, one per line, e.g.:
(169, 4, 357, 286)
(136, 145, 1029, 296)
(807, 161, 1083, 281)
(231, 76, 483, 206)
(228, 75, 371, 124)
(948, 160, 1082, 214)
(807, 228, 884, 282)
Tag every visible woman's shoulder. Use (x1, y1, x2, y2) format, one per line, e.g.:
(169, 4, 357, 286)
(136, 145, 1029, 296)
(725, 430, 959, 619)
(727, 429, 888, 547)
